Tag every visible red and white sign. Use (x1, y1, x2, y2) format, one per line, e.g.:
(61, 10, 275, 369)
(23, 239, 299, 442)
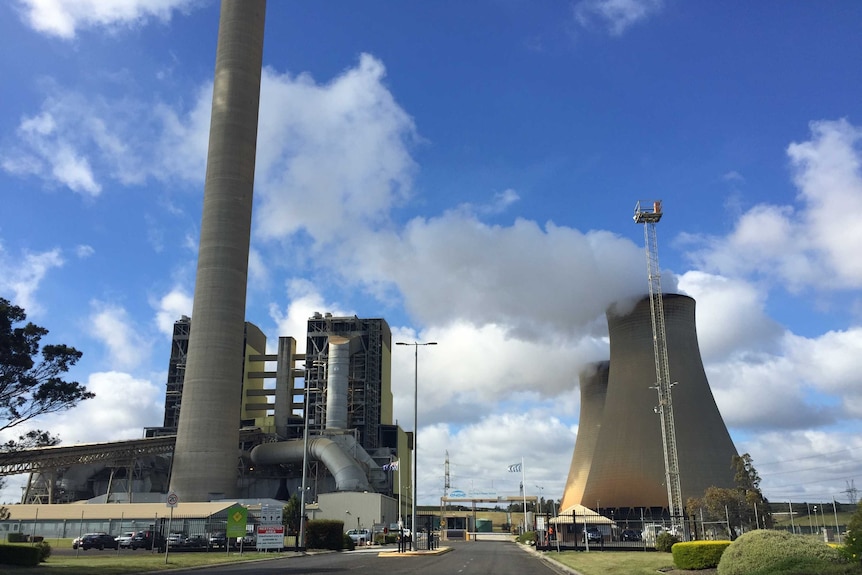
(256, 525, 284, 549)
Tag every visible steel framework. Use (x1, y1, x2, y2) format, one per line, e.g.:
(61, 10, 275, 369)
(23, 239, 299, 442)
(633, 200, 684, 533)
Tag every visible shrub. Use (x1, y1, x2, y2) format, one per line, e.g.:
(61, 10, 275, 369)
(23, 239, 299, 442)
(517, 530, 536, 545)
(306, 519, 345, 550)
(842, 502, 862, 564)
(673, 540, 731, 570)
(35, 540, 52, 562)
(656, 531, 680, 552)
(717, 529, 849, 575)
(0, 544, 42, 566)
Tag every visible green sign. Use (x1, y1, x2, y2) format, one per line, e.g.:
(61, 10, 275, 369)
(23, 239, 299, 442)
(226, 504, 248, 538)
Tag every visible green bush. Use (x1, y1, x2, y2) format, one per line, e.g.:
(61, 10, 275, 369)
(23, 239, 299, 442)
(842, 502, 862, 564)
(656, 531, 680, 552)
(35, 540, 52, 562)
(517, 530, 536, 545)
(717, 529, 849, 575)
(306, 519, 345, 550)
(0, 544, 42, 566)
(673, 540, 731, 570)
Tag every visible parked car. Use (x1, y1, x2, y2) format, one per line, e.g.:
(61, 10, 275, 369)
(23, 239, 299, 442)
(130, 530, 165, 550)
(620, 529, 642, 541)
(115, 531, 136, 548)
(584, 527, 603, 544)
(346, 528, 371, 545)
(74, 532, 118, 550)
(209, 531, 228, 549)
(167, 532, 186, 547)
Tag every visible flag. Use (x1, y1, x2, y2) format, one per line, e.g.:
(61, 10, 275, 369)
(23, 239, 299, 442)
(508, 463, 521, 473)
(383, 460, 399, 471)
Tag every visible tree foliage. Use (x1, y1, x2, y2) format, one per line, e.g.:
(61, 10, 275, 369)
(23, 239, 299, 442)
(842, 501, 862, 563)
(0, 297, 93, 437)
(687, 454, 772, 540)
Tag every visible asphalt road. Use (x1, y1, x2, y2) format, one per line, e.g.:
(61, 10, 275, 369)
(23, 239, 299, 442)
(160, 540, 566, 575)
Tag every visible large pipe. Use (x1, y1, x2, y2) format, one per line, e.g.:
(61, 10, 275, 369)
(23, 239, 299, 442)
(250, 438, 371, 492)
(170, 0, 266, 501)
(326, 337, 351, 430)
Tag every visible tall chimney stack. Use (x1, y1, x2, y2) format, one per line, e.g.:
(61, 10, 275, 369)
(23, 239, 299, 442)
(170, 0, 266, 501)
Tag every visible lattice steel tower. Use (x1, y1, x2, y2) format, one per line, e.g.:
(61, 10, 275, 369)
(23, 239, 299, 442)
(634, 200, 684, 531)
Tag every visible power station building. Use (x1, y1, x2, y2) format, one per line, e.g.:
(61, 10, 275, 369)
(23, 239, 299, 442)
(560, 293, 739, 515)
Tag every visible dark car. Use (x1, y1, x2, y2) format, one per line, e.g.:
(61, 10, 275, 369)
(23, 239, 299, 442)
(209, 531, 228, 549)
(621, 528, 642, 541)
(130, 530, 165, 550)
(585, 527, 603, 543)
(75, 532, 117, 550)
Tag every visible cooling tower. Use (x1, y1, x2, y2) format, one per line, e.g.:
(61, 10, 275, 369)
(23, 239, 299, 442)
(561, 294, 738, 511)
(170, 0, 266, 501)
(559, 361, 609, 512)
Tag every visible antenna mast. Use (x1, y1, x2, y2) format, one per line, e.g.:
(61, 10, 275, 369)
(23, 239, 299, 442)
(634, 200, 684, 535)
(444, 450, 451, 498)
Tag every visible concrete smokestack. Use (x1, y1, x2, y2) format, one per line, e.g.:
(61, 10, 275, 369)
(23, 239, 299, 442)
(170, 0, 266, 501)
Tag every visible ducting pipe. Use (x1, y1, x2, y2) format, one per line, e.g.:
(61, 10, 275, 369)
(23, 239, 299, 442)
(326, 337, 350, 430)
(250, 437, 370, 492)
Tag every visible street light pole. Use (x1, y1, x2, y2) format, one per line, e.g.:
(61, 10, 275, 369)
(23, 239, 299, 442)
(396, 340, 437, 550)
(298, 378, 312, 551)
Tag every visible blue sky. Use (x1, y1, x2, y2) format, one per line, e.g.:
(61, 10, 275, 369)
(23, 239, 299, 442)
(1, 0, 862, 508)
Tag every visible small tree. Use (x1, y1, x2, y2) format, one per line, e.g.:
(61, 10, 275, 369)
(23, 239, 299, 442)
(687, 454, 771, 539)
(0, 297, 93, 436)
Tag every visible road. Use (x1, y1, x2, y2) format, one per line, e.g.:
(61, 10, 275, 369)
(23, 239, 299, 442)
(161, 540, 566, 575)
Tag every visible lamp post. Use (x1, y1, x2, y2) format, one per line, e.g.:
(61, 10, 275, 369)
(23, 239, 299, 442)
(396, 340, 437, 550)
(298, 379, 312, 551)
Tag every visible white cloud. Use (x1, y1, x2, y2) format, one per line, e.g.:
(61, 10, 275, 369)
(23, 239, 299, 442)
(574, 0, 663, 36)
(14, 0, 199, 40)
(686, 119, 862, 292)
(1, 84, 208, 196)
(268, 280, 353, 355)
(253, 56, 418, 242)
(677, 271, 783, 362)
(88, 301, 153, 369)
(351, 214, 647, 342)
(153, 288, 193, 336)
(0, 243, 64, 316)
(418, 411, 577, 502)
(35, 371, 163, 443)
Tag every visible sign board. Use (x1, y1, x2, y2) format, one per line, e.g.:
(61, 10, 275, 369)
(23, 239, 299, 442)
(256, 524, 285, 550)
(226, 504, 248, 539)
(166, 491, 179, 508)
(260, 504, 283, 526)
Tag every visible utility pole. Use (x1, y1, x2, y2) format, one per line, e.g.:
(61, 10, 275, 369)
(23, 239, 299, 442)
(634, 200, 685, 538)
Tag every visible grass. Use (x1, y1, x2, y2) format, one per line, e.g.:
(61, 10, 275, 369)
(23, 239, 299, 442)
(545, 550, 678, 575)
(0, 543, 292, 575)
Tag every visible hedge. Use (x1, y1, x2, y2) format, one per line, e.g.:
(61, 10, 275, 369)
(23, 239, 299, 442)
(0, 544, 43, 566)
(673, 540, 731, 570)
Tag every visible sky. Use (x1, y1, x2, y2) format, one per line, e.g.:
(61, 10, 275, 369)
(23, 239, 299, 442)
(1, 0, 861, 509)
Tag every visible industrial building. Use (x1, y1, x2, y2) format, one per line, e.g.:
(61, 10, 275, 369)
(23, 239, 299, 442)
(560, 293, 739, 516)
